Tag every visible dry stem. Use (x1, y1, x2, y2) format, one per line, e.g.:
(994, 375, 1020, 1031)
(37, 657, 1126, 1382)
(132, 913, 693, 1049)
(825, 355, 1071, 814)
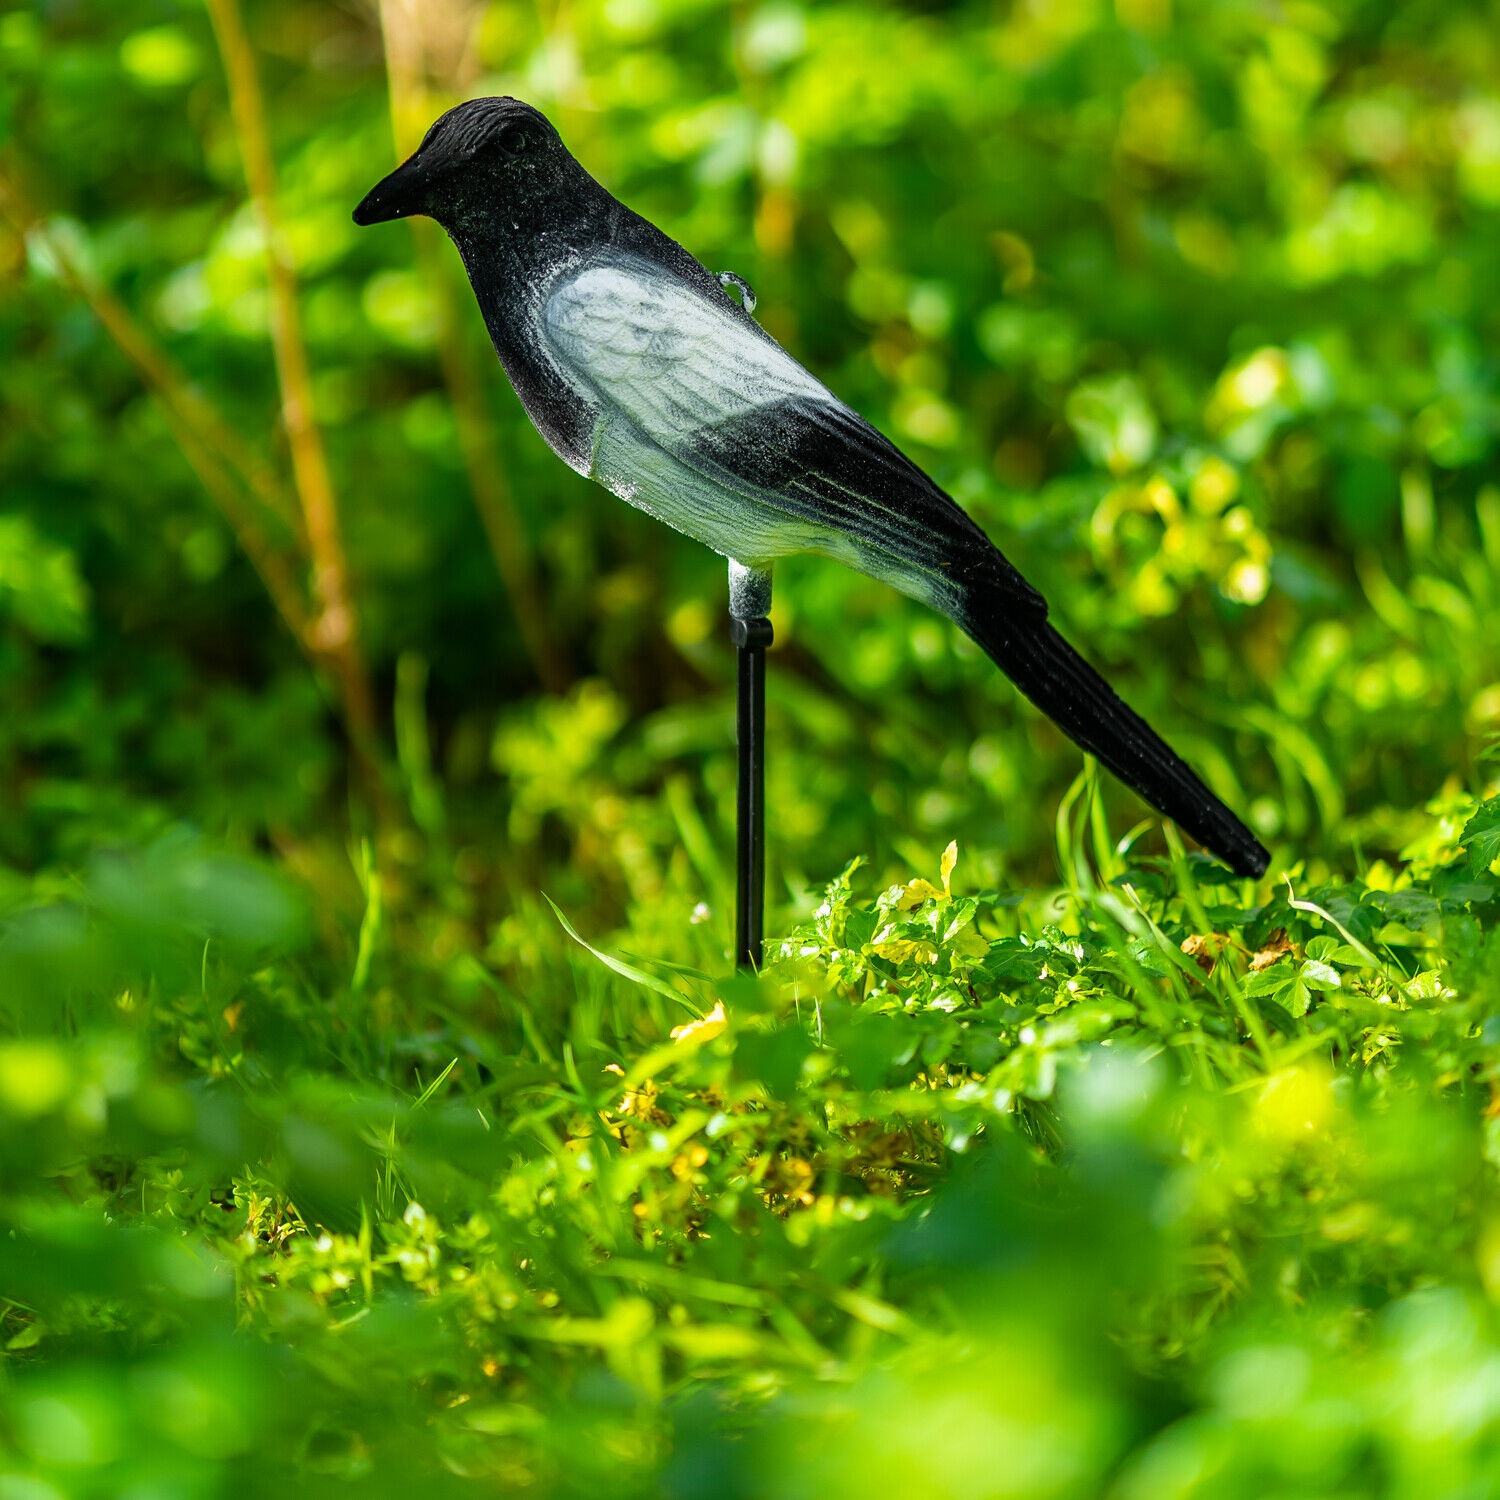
(205, 0, 382, 772)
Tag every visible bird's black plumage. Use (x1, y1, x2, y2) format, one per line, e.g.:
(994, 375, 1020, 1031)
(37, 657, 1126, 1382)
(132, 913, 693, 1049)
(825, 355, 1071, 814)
(354, 97, 1269, 878)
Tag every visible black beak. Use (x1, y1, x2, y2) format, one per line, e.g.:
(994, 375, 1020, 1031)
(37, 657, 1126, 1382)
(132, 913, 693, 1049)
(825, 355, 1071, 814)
(352, 151, 430, 226)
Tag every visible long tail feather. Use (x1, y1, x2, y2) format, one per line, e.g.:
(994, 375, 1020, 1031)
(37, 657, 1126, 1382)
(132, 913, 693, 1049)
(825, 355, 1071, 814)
(958, 593, 1268, 878)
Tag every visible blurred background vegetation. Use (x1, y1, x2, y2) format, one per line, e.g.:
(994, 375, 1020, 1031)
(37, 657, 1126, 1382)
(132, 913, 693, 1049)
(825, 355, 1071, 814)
(5, 0, 1499, 918)
(2, 0, 1500, 1494)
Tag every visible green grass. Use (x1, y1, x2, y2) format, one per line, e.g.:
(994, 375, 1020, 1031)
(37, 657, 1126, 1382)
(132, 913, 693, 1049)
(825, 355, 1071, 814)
(3, 784, 1499, 1497)
(5, 1, 1500, 1492)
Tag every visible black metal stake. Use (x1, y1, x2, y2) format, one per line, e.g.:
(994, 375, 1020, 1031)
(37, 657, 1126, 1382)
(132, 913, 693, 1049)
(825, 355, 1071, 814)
(729, 562, 773, 971)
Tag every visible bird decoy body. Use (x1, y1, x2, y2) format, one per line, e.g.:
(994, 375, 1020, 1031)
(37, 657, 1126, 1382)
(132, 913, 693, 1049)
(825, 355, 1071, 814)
(354, 97, 1268, 881)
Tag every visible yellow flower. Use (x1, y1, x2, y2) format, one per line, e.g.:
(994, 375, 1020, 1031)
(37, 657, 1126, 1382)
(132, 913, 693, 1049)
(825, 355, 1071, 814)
(670, 1000, 727, 1045)
(896, 878, 944, 911)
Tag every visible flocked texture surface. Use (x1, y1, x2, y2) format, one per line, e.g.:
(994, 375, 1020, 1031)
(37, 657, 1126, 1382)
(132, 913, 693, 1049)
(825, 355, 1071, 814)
(361, 99, 1266, 872)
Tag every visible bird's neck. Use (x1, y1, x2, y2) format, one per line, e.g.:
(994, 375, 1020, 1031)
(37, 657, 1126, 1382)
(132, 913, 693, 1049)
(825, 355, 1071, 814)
(447, 219, 570, 346)
(443, 219, 599, 472)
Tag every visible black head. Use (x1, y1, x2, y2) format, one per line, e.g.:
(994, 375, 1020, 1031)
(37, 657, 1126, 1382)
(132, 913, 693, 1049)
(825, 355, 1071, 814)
(352, 97, 580, 234)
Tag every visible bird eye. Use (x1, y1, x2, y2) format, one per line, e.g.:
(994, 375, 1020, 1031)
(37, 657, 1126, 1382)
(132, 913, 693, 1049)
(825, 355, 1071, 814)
(501, 127, 530, 157)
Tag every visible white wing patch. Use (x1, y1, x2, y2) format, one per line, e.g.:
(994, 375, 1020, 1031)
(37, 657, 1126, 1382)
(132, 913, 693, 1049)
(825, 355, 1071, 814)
(541, 256, 827, 451)
(533, 251, 1031, 608)
(537, 252, 848, 565)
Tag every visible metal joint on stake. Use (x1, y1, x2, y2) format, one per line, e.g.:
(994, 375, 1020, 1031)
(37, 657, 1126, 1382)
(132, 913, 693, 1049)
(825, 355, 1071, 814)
(728, 560, 772, 972)
(730, 616, 773, 650)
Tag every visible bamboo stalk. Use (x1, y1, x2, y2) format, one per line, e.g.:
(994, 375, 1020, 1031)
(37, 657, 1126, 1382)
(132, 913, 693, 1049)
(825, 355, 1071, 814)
(376, 0, 569, 694)
(204, 0, 381, 768)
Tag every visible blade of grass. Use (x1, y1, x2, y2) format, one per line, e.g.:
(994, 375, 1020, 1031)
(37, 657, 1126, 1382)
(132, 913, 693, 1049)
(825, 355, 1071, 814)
(543, 894, 703, 1014)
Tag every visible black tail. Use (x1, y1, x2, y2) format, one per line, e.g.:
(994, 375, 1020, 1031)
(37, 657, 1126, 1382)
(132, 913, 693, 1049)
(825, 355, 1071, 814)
(959, 597, 1268, 878)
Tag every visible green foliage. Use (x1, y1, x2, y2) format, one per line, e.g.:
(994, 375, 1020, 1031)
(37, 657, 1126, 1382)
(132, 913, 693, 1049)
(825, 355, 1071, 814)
(5, 0, 1500, 881)
(2, 0, 1499, 1493)
(2, 815, 1500, 1495)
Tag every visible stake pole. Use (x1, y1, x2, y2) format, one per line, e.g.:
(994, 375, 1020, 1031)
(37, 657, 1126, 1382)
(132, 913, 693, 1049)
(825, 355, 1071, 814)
(729, 561, 773, 971)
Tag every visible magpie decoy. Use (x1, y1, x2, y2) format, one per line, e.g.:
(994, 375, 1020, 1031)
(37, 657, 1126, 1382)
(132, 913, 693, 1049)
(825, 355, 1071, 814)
(354, 98, 1269, 945)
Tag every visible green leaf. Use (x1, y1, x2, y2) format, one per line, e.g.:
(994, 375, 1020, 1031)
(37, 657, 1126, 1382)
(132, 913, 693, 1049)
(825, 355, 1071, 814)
(5, 1320, 44, 1351)
(0, 516, 90, 644)
(1279, 978, 1312, 1018)
(1299, 959, 1341, 992)
(543, 894, 701, 1014)
(1245, 963, 1295, 999)
(1461, 799, 1500, 874)
(1405, 969, 1454, 1002)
